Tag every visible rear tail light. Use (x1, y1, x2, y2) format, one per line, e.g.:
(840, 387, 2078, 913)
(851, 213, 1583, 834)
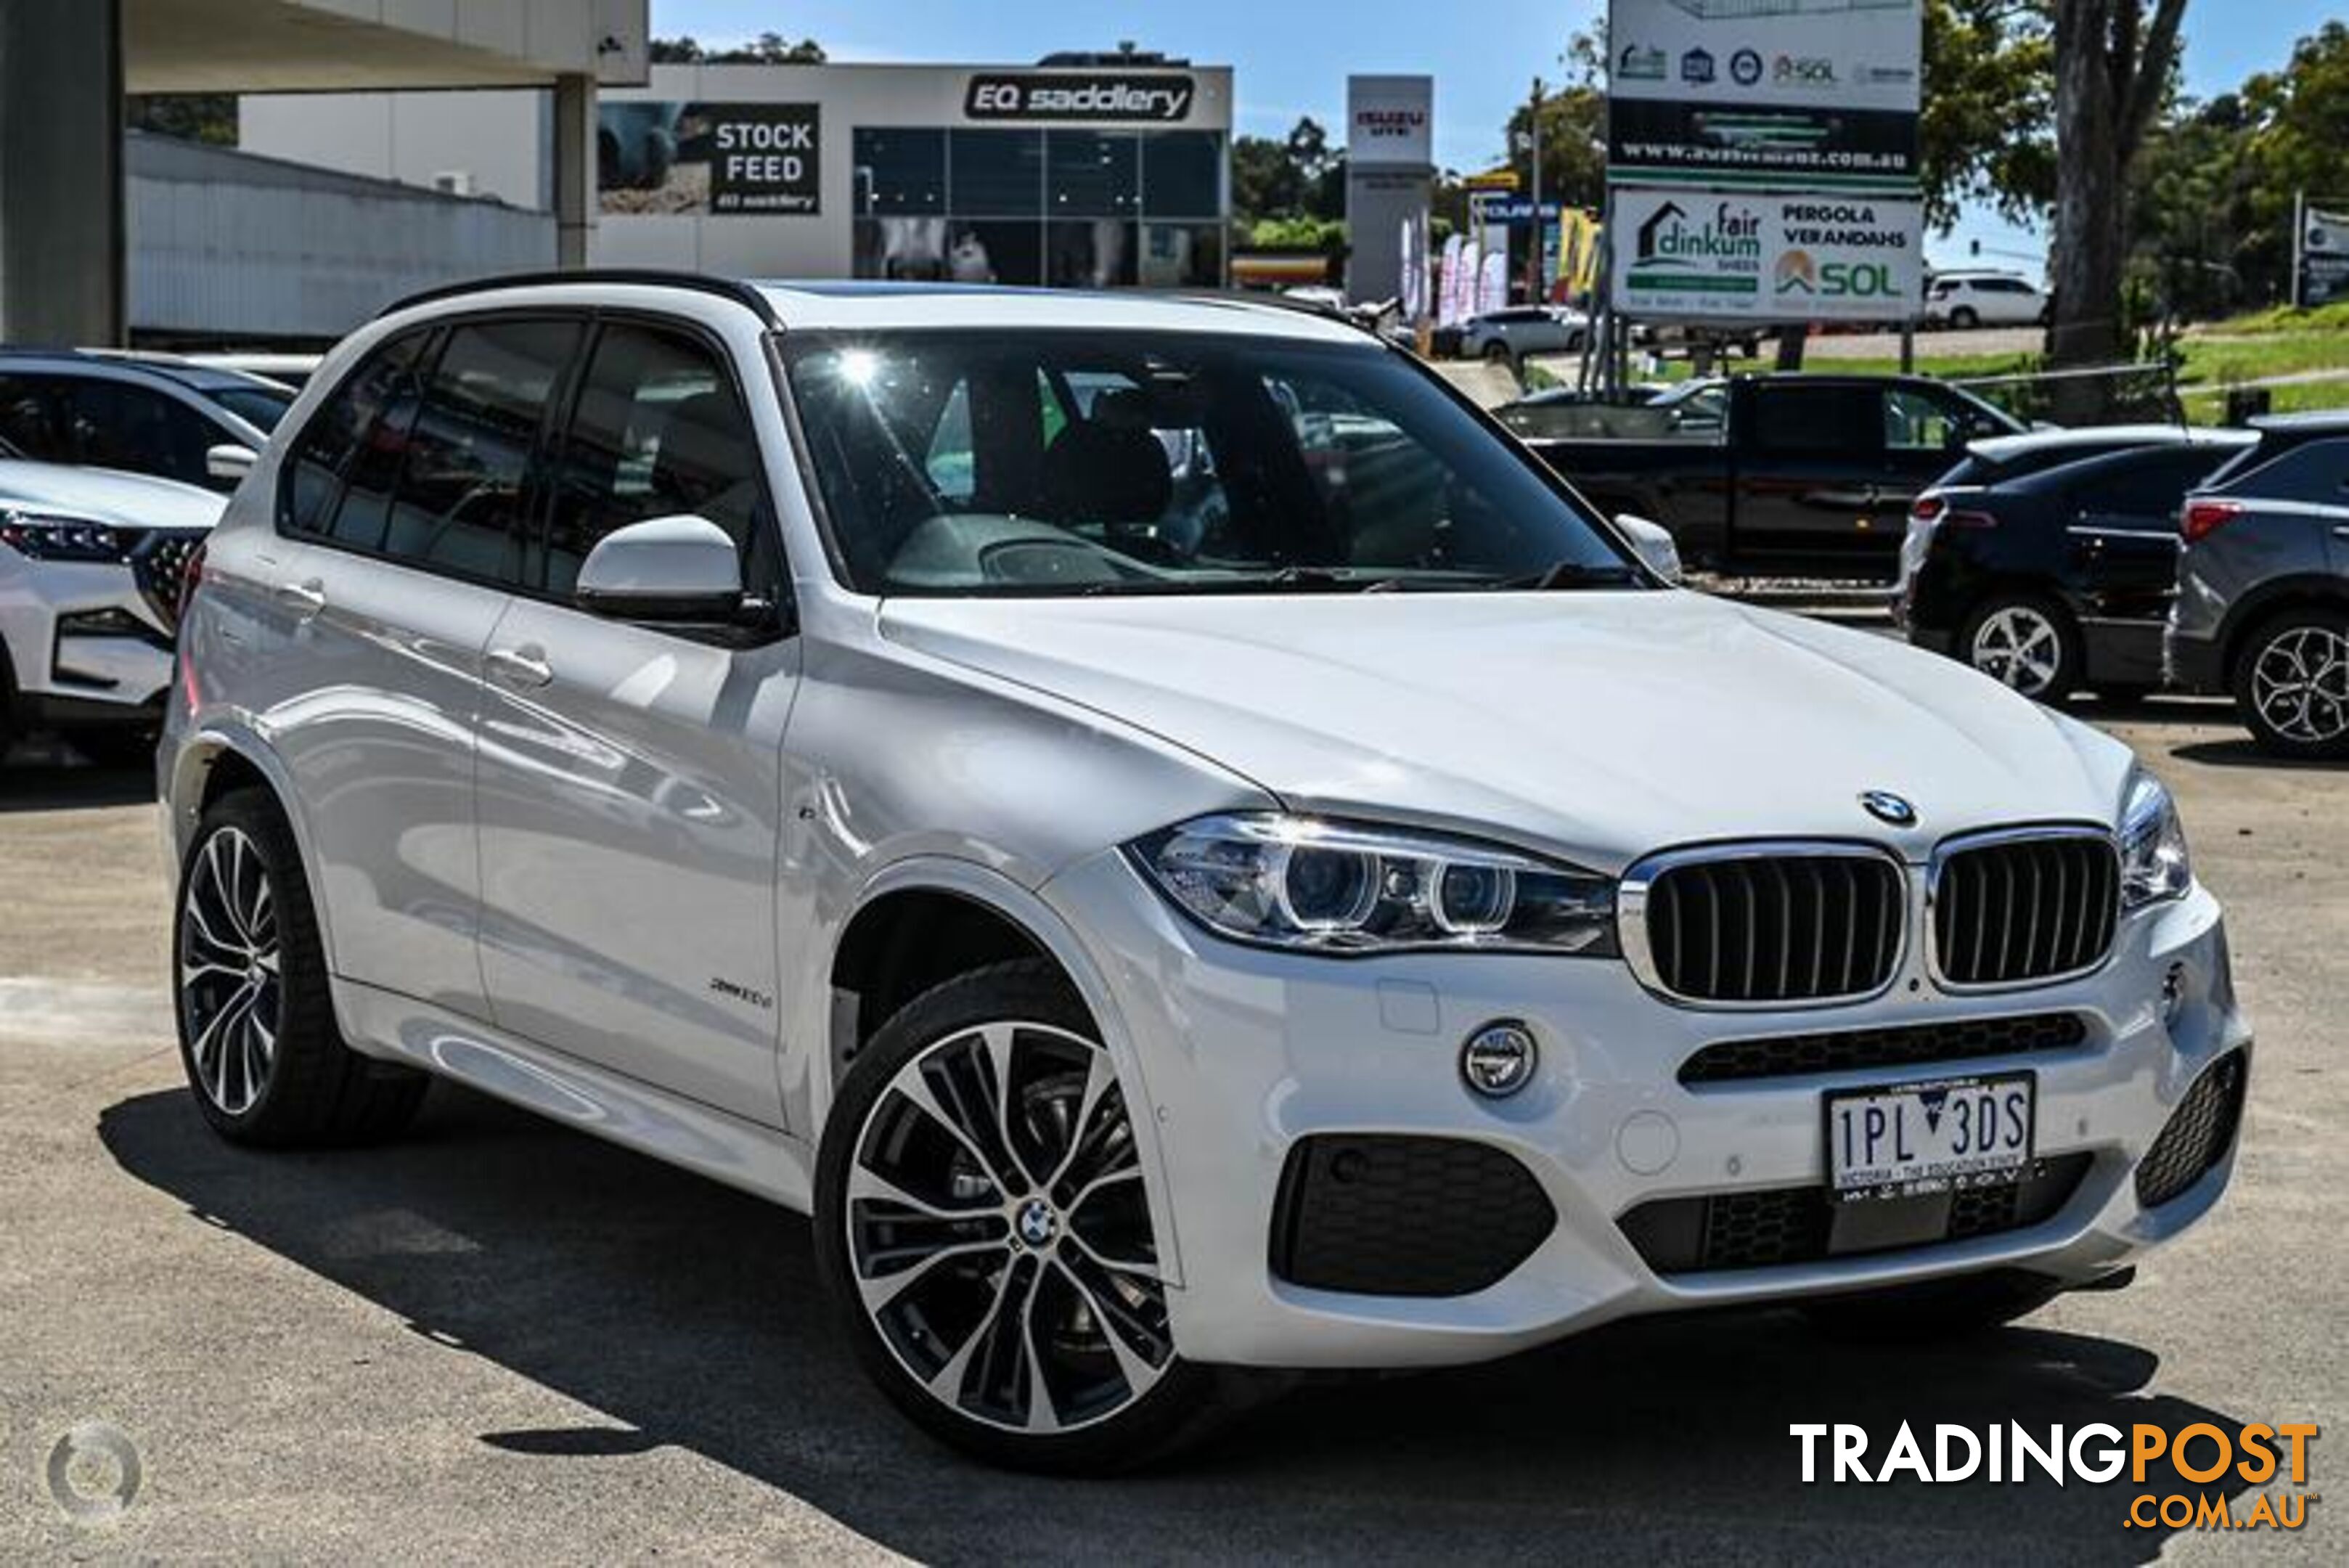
(1910, 494, 1948, 524)
(2181, 499, 2242, 544)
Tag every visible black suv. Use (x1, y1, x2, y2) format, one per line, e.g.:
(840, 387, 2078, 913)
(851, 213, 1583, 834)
(1899, 427, 2254, 702)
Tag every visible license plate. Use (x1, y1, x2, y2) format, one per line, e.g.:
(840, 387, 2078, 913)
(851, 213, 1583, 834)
(1825, 1073, 2035, 1204)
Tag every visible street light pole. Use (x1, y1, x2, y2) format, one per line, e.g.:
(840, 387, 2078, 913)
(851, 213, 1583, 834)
(1527, 76, 1545, 303)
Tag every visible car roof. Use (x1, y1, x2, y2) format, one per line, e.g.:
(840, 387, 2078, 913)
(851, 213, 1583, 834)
(2248, 410, 2349, 436)
(1966, 425, 2250, 465)
(380, 270, 1377, 346)
(0, 346, 284, 395)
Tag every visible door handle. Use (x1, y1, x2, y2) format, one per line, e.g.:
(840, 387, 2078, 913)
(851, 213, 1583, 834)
(485, 645, 555, 690)
(273, 579, 325, 621)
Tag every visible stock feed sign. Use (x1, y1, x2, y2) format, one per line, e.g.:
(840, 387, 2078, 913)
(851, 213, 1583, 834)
(1611, 189, 1923, 321)
(1606, 0, 1921, 190)
(597, 102, 821, 216)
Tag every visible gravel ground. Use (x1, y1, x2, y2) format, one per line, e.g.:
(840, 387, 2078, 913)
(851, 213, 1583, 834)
(0, 701, 2340, 1564)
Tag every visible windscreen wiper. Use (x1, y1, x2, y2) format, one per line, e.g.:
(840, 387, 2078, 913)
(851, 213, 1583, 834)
(1492, 560, 1642, 591)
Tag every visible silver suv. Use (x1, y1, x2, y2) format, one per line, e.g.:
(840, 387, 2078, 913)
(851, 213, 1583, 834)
(2167, 414, 2349, 758)
(163, 274, 2247, 1471)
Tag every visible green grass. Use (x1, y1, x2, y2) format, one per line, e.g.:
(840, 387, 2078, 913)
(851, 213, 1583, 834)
(2182, 377, 2349, 422)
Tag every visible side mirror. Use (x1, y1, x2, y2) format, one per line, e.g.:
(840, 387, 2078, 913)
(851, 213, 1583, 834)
(205, 444, 257, 483)
(1615, 513, 1683, 585)
(575, 514, 745, 622)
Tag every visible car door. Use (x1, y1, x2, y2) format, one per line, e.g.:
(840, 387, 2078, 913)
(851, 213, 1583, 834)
(1731, 381, 1891, 567)
(259, 316, 582, 1018)
(2064, 449, 2229, 621)
(471, 316, 799, 1126)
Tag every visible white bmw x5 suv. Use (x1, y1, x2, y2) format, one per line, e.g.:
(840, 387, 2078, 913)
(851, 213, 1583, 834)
(161, 274, 2249, 1471)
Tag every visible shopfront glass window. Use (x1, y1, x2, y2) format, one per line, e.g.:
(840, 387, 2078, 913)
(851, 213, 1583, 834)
(1047, 131, 1139, 216)
(948, 129, 1045, 216)
(852, 128, 946, 215)
(1141, 132, 1222, 219)
(1140, 223, 1225, 288)
(1049, 221, 1139, 288)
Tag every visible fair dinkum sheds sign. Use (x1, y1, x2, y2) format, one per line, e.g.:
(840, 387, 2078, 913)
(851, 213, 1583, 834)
(964, 72, 1196, 122)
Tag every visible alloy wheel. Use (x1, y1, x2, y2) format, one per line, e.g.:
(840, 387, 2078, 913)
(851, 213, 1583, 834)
(844, 1020, 1171, 1434)
(178, 826, 282, 1116)
(2250, 625, 2349, 745)
(1970, 605, 2065, 698)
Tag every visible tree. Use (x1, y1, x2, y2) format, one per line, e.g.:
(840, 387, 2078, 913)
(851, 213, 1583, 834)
(126, 95, 237, 146)
(2047, 0, 2189, 377)
(650, 33, 825, 65)
(1918, 0, 2056, 230)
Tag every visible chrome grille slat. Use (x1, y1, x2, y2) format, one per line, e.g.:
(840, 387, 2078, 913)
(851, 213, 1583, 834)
(1629, 847, 1904, 1006)
(1933, 830, 2120, 989)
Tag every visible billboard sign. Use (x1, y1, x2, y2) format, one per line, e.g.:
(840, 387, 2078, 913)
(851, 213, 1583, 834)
(1611, 188, 1923, 321)
(2300, 205, 2349, 309)
(1606, 0, 1921, 189)
(1347, 75, 1434, 168)
(597, 102, 821, 216)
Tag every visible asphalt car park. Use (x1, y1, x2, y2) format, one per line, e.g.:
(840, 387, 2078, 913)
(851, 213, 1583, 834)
(1, 697, 2340, 1563)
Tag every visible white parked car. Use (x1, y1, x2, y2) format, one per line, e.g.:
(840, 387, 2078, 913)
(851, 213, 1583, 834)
(1926, 271, 2051, 330)
(1, 440, 219, 765)
(1457, 304, 1590, 363)
(162, 275, 2248, 1472)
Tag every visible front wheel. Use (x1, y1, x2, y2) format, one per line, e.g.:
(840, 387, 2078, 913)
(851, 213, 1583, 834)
(814, 959, 1249, 1472)
(1949, 306, 1981, 330)
(2234, 608, 2349, 759)
(1961, 593, 2080, 703)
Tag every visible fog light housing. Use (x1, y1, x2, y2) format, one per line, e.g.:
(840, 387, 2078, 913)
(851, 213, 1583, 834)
(1461, 1021, 1537, 1098)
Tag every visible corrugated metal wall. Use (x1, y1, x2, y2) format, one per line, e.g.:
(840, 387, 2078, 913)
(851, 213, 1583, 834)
(128, 135, 555, 343)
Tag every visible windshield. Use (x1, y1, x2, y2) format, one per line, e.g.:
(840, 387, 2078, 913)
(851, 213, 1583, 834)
(207, 385, 295, 433)
(782, 330, 1636, 597)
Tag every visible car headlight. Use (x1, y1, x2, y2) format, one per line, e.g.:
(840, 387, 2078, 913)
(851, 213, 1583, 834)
(0, 510, 127, 563)
(1127, 812, 1618, 956)
(2119, 770, 2191, 910)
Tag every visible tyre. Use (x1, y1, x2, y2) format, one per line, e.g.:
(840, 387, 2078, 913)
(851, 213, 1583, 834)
(2232, 607, 2349, 760)
(1949, 306, 1981, 330)
(173, 788, 428, 1146)
(68, 727, 158, 771)
(1960, 593, 2080, 703)
(1802, 1271, 2063, 1343)
(1480, 340, 1513, 365)
(813, 957, 1249, 1473)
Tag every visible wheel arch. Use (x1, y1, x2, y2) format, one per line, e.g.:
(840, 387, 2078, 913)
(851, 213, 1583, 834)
(807, 855, 1186, 1286)
(2217, 576, 2349, 688)
(166, 727, 341, 977)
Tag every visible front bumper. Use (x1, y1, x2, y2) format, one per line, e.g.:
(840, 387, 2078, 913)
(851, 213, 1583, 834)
(1045, 850, 2248, 1369)
(0, 551, 176, 719)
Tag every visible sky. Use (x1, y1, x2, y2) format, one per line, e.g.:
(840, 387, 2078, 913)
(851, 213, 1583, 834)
(651, 0, 2340, 269)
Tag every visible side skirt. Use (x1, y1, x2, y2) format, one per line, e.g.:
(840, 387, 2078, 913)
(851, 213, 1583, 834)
(334, 976, 815, 1213)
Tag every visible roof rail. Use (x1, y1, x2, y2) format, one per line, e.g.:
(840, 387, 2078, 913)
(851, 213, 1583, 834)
(378, 269, 782, 327)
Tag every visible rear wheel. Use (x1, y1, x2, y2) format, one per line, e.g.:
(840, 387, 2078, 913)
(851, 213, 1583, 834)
(1961, 593, 2080, 703)
(814, 958, 1251, 1472)
(2234, 608, 2349, 759)
(1480, 340, 1513, 365)
(173, 789, 427, 1146)
(1802, 1271, 2063, 1343)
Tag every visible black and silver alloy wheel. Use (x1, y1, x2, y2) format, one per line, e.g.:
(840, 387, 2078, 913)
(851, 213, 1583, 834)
(815, 958, 1243, 1472)
(2244, 618, 2349, 756)
(178, 825, 282, 1116)
(846, 1018, 1170, 1434)
(173, 789, 428, 1146)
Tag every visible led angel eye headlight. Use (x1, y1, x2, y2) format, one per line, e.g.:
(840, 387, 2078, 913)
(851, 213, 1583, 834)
(2118, 769, 2191, 910)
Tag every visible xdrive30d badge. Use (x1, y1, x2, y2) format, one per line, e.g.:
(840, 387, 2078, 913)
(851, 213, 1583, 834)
(160, 273, 2250, 1472)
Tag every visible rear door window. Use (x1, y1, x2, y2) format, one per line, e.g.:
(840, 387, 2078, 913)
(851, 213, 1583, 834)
(2223, 438, 2349, 505)
(2069, 448, 2242, 524)
(279, 330, 432, 540)
(378, 318, 582, 583)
